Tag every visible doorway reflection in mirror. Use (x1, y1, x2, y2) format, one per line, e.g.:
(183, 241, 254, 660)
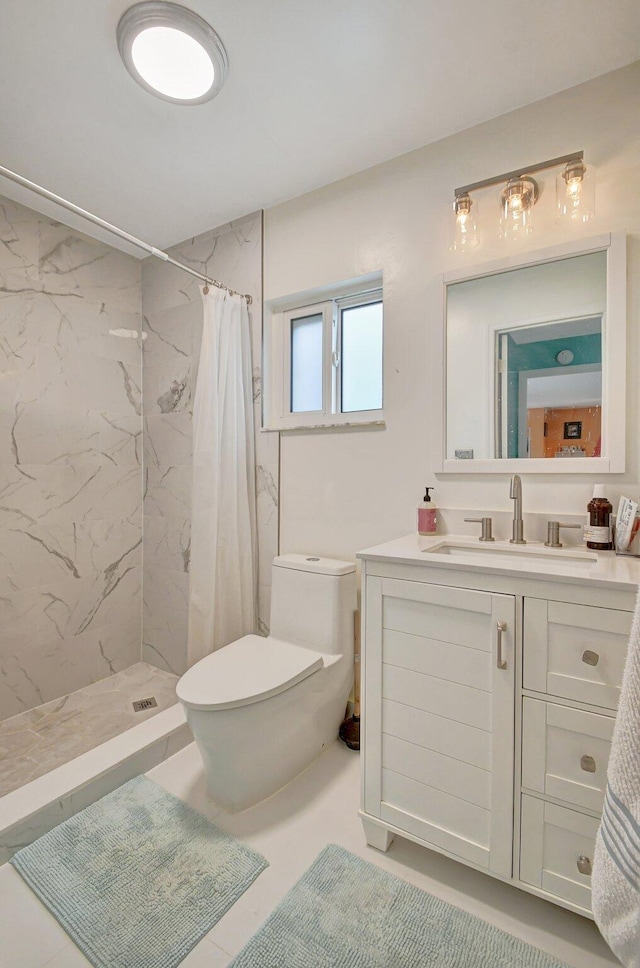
(495, 315, 602, 459)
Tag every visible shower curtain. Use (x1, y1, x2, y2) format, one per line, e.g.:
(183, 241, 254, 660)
(187, 288, 257, 665)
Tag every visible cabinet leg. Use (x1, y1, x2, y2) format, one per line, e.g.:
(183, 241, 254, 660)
(362, 818, 395, 852)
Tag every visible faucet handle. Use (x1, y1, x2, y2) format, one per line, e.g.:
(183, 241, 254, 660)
(544, 520, 582, 548)
(464, 517, 495, 542)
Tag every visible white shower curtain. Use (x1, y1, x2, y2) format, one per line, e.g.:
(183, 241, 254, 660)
(187, 288, 257, 665)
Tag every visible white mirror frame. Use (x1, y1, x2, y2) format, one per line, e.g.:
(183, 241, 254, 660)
(439, 232, 626, 474)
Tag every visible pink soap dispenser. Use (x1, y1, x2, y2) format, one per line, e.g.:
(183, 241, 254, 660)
(417, 487, 437, 535)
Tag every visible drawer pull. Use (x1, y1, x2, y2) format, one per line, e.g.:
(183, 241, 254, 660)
(496, 621, 507, 670)
(582, 650, 600, 666)
(580, 754, 596, 773)
(577, 855, 592, 876)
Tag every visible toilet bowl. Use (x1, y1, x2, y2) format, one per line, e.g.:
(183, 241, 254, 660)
(176, 554, 356, 811)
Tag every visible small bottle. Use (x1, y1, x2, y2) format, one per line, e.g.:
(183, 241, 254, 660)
(418, 487, 437, 535)
(585, 485, 613, 550)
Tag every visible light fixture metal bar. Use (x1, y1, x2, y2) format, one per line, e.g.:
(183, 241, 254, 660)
(454, 151, 584, 198)
(0, 164, 252, 304)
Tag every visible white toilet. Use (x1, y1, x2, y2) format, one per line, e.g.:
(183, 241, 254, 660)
(176, 554, 356, 811)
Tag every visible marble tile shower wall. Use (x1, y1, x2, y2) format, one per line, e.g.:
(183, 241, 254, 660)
(0, 196, 143, 719)
(142, 211, 278, 675)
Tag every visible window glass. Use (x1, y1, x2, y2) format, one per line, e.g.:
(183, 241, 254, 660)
(290, 313, 323, 412)
(340, 301, 383, 412)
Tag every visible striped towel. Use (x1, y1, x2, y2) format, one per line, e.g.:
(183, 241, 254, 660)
(592, 587, 640, 966)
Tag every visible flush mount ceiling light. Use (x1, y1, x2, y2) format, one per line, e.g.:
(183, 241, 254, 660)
(449, 152, 595, 251)
(117, 1, 228, 104)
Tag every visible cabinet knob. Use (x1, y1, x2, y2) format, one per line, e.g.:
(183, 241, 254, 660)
(577, 855, 592, 876)
(582, 650, 600, 666)
(580, 754, 596, 773)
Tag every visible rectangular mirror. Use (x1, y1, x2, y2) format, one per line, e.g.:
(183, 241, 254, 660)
(442, 234, 626, 473)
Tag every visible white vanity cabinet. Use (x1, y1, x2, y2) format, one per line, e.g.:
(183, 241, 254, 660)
(358, 536, 639, 917)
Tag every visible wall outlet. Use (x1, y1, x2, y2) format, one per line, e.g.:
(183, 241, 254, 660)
(455, 449, 474, 459)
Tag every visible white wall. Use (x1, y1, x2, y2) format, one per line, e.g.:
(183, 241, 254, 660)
(264, 62, 640, 562)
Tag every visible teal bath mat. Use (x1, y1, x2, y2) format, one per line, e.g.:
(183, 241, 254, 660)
(11, 775, 267, 968)
(230, 844, 569, 967)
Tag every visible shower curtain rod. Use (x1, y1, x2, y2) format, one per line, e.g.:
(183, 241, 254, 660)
(0, 164, 252, 304)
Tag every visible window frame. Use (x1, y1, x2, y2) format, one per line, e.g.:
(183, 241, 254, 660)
(265, 286, 384, 431)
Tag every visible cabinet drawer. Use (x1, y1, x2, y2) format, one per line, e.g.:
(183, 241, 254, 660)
(522, 698, 614, 812)
(520, 795, 598, 913)
(523, 599, 631, 710)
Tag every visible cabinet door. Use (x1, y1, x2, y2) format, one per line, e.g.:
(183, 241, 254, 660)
(363, 577, 515, 877)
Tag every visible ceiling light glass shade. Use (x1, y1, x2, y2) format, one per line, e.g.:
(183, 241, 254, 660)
(449, 193, 479, 252)
(556, 161, 595, 224)
(499, 176, 538, 241)
(117, 2, 228, 104)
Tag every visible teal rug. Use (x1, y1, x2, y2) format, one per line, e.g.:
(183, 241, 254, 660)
(230, 844, 570, 967)
(11, 775, 267, 968)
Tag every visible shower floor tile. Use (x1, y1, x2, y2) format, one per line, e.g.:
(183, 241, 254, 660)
(0, 663, 179, 798)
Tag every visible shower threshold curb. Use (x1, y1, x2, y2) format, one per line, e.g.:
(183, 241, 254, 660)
(0, 704, 191, 864)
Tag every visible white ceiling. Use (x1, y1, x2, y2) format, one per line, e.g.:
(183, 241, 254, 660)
(527, 371, 602, 409)
(1, 0, 639, 253)
(510, 316, 602, 344)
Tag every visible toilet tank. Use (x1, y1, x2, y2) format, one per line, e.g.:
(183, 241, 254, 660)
(270, 554, 356, 655)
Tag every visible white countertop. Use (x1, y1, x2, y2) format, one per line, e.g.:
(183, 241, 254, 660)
(357, 533, 640, 591)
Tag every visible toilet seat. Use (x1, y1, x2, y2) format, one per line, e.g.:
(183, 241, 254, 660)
(176, 634, 325, 712)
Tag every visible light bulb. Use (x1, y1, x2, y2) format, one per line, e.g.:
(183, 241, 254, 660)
(499, 177, 537, 241)
(449, 194, 479, 252)
(556, 161, 595, 224)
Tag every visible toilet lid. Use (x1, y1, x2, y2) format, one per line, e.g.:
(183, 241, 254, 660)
(176, 634, 325, 711)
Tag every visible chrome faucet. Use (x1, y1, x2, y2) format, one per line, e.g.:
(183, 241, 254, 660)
(509, 474, 526, 544)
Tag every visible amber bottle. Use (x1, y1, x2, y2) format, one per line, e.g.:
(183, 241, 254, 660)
(586, 486, 613, 550)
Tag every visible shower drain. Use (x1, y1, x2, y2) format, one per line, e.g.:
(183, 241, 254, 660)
(132, 697, 158, 712)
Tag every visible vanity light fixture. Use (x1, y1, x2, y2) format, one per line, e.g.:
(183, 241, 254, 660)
(450, 152, 595, 249)
(117, 1, 228, 105)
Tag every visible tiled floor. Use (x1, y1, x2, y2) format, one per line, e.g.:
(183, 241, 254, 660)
(0, 663, 178, 797)
(0, 740, 620, 967)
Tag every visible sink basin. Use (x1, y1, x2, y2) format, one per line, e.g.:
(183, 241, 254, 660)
(423, 541, 598, 569)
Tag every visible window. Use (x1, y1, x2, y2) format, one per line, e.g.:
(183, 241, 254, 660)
(290, 312, 323, 412)
(266, 286, 383, 430)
